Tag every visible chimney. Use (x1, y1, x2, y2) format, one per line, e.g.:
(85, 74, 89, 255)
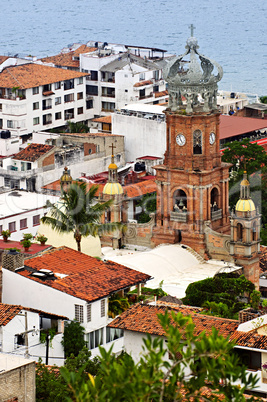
(2, 249, 24, 272)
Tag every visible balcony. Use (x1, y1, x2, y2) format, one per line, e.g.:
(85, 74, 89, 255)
(211, 209, 222, 221)
(170, 211, 188, 223)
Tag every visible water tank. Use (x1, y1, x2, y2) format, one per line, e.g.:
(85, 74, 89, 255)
(134, 162, 146, 172)
(230, 92, 235, 99)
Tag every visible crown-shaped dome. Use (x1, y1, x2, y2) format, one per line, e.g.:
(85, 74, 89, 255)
(163, 32, 223, 114)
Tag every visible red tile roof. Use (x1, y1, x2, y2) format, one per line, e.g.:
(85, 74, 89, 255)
(124, 179, 157, 198)
(109, 304, 239, 338)
(0, 64, 88, 89)
(155, 90, 168, 98)
(133, 80, 153, 88)
(137, 156, 161, 160)
(0, 56, 9, 65)
(40, 45, 96, 68)
(220, 115, 267, 140)
(13, 143, 54, 162)
(18, 247, 151, 303)
(260, 245, 267, 272)
(230, 330, 267, 350)
(92, 116, 112, 124)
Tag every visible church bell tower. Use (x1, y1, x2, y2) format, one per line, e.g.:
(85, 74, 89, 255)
(152, 28, 231, 256)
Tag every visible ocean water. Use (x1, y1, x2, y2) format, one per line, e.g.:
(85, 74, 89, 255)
(0, 0, 266, 95)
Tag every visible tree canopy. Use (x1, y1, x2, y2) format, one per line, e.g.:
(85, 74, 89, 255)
(61, 320, 87, 358)
(60, 311, 258, 401)
(42, 181, 121, 251)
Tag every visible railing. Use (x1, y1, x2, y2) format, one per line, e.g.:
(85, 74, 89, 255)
(211, 209, 222, 221)
(101, 93, 115, 98)
(0, 94, 26, 101)
(170, 211, 187, 223)
(101, 108, 115, 113)
(101, 78, 115, 83)
(42, 105, 52, 110)
(139, 93, 153, 100)
(0, 167, 39, 179)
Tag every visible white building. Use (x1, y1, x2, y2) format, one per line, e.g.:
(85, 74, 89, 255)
(2, 246, 151, 361)
(0, 302, 65, 366)
(0, 63, 92, 136)
(0, 189, 59, 241)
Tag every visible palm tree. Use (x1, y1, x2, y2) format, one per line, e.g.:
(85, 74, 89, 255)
(41, 182, 121, 252)
(66, 121, 89, 133)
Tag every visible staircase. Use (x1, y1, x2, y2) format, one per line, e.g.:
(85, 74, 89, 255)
(180, 244, 205, 264)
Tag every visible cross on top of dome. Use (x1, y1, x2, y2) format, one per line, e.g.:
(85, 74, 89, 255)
(163, 26, 223, 114)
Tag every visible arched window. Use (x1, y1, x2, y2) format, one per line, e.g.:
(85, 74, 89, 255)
(252, 222, 257, 241)
(193, 130, 202, 155)
(237, 223, 243, 242)
(173, 189, 187, 211)
(211, 188, 219, 211)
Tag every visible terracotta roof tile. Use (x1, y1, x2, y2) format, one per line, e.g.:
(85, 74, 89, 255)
(0, 303, 23, 326)
(109, 304, 239, 338)
(13, 143, 54, 162)
(133, 80, 153, 88)
(0, 56, 9, 65)
(260, 245, 267, 272)
(155, 90, 168, 98)
(220, 115, 267, 140)
(124, 179, 157, 198)
(19, 247, 151, 303)
(92, 116, 112, 123)
(230, 330, 267, 350)
(40, 46, 96, 68)
(0, 64, 88, 89)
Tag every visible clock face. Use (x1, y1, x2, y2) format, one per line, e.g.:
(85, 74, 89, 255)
(209, 132, 216, 145)
(176, 134, 186, 146)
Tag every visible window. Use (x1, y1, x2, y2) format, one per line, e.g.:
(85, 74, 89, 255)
(90, 71, 98, 81)
(86, 85, 98, 96)
(106, 327, 124, 343)
(101, 299, 105, 317)
(7, 120, 14, 128)
(87, 304, 92, 322)
(55, 97, 61, 105)
(55, 112, 61, 120)
(55, 81, 61, 90)
(64, 108, 74, 120)
(64, 93, 74, 103)
(20, 218, 27, 230)
(43, 84, 51, 92)
(32, 87, 39, 95)
(0, 225, 2, 234)
(33, 215, 40, 226)
(33, 102, 39, 110)
(77, 92, 83, 100)
(101, 102, 115, 112)
(43, 114, 52, 125)
(86, 328, 104, 350)
(9, 221, 16, 232)
(33, 117, 40, 125)
(64, 79, 74, 90)
(139, 73, 145, 80)
(193, 130, 202, 155)
(77, 107, 83, 115)
(78, 77, 83, 84)
(86, 99, 93, 109)
(75, 304, 84, 323)
(237, 223, 243, 242)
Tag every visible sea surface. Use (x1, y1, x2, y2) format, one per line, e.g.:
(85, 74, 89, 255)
(0, 0, 266, 95)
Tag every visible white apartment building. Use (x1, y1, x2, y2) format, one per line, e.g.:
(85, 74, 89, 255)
(0, 63, 92, 136)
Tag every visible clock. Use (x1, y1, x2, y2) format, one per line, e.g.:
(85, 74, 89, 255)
(176, 134, 186, 146)
(209, 132, 216, 145)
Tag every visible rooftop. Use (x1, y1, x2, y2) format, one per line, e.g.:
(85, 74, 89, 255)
(0, 63, 88, 89)
(92, 116, 112, 124)
(13, 143, 54, 162)
(220, 115, 267, 140)
(17, 246, 151, 303)
(40, 45, 96, 68)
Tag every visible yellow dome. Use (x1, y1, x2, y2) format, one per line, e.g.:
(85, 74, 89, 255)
(103, 182, 123, 195)
(108, 163, 118, 170)
(60, 167, 72, 183)
(235, 199, 255, 212)
(240, 178, 250, 186)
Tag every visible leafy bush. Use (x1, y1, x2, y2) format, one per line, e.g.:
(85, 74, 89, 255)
(61, 321, 86, 358)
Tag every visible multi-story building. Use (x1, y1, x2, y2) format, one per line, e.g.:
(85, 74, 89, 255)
(0, 63, 92, 136)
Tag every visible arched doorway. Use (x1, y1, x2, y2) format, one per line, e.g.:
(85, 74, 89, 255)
(211, 187, 219, 211)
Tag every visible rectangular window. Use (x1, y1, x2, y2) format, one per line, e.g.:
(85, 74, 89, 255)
(86, 99, 93, 109)
(64, 79, 74, 90)
(75, 304, 84, 323)
(7, 120, 14, 128)
(86, 85, 98, 96)
(0, 225, 2, 234)
(32, 87, 39, 95)
(87, 304, 91, 322)
(33, 117, 40, 125)
(43, 114, 52, 125)
(77, 92, 83, 100)
(55, 97, 61, 105)
(90, 70, 98, 81)
(55, 81, 61, 90)
(87, 328, 104, 350)
(78, 77, 83, 84)
(9, 221, 16, 232)
(33, 102, 39, 110)
(101, 102, 115, 112)
(55, 112, 61, 120)
(101, 299, 105, 317)
(64, 93, 74, 103)
(106, 327, 124, 343)
(20, 218, 27, 230)
(77, 107, 83, 115)
(33, 215, 40, 226)
(43, 84, 51, 92)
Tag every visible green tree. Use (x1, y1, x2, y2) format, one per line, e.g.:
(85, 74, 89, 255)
(36, 359, 70, 401)
(61, 321, 87, 358)
(260, 96, 267, 104)
(60, 311, 258, 401)
(136, 192, 156, 223)
(64, 346, 100, 376)
(42, 182, 120, 252)
(66, 120, 89, 133)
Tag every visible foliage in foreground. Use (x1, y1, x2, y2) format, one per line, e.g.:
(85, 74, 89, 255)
(61, 321, 87, 358)
(60, 311, 258, 401)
